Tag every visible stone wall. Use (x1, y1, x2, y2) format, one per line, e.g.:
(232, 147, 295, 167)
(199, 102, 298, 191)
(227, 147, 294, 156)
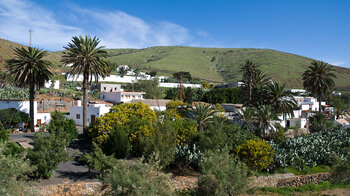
(277, 172, 331, 188)
(40, 182, 102, 196)
(250, 173, 295, 188)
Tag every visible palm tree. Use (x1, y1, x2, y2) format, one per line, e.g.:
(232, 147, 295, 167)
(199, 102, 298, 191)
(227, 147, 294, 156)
(302, 61, 336, 112)
(266, 82, 297, 123)
(118, 67, 128, 77)
(331, 98, 348, 119)
(188, 103, 217, 131)
(239, 106, 257, 132)
(62, 36, 110, 130)
(240, 60, 260, 105)
(256, 105, 280, 138)
(7, 47, 53, 132)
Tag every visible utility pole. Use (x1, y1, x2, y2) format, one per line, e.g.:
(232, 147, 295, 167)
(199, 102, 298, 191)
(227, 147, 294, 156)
(29, 29, 33, 47)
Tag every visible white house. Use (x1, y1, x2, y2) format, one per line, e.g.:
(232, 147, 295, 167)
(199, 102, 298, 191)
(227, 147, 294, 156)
(158, 83, 202, 88)
(91, 83, 123, 92)
(100, 92, 145, 104)
(44, 80, 60, 89)
(131, 99, 171, 111)
(0, 100, 50, 130)
(68, 100, 112, 126)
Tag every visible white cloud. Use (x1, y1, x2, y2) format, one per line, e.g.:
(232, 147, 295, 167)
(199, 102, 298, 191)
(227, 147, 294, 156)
(0, 0, 202, 50)
(0, 0, 82, 50)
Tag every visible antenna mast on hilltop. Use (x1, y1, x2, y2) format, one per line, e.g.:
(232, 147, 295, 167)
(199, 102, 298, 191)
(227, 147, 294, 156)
(29, 29, 33, 47)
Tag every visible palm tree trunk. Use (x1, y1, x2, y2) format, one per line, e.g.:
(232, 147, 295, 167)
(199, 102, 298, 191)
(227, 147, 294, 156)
(83, 71, 89, 131)
(318, 95, 322, 112)
(29, 83, 35, 132)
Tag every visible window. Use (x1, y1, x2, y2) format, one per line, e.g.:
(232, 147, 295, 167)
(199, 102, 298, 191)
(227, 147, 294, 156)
(115, 87, 117, 90)
(76, 114, 80, 119)
(104, 87, 106, 90)
(133, 95, 135, 98)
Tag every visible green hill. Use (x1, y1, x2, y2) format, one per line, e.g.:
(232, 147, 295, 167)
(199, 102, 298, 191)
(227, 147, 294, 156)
(105, 46, 350, 89)
(1, 38, 350, 89)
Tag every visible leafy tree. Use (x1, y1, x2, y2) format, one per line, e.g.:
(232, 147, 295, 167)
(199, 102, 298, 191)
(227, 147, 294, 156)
(48, 111, 77, 144)
(201, 81, 211, 89)
(302, 61, 336, 112)
(62, 36, 110, 130)
(188, 103, 217, 131)
(0, 108, 29, 129)
(124, 79, 161, 99)
(198, 149, 249, 196)
(308, 112, 335, 133)
(148, 70, 157, 77)
(104, 126, 131, 159)
(28, 133, 70, 178)
(202, 87, 243, 104)
(7, 47, 53, 132)
(173, 71, 192, 82)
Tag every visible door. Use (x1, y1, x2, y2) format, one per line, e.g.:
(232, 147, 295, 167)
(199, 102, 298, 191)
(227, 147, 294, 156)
(36, 119, 41, 126)
(91, 115, 96, 124)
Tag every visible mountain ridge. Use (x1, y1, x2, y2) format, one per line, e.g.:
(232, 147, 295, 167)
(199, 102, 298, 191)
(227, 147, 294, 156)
(1, 38, 350, 89)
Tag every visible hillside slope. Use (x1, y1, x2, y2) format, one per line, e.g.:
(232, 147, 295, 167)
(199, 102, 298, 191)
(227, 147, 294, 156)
(0, 38, 61, 69)
(1, 38, 350, 89)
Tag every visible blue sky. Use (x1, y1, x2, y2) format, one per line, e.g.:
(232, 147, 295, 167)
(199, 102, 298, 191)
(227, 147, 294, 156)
(0, 0, 349, 68)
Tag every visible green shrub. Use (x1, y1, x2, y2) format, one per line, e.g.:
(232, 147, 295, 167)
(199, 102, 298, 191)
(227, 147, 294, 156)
(0, 142, 35, 195)
(0, 108, 29, 129)
(0, 124, 9, 142)
(80, 142, 116, 174)
(331, 151, 350, 185)
(48, 111, 77, 144)
(272, 129, 285, 144)
(104, 126, 131, 159)
(104, 158, 172, 196)
(198, 149, 249, 196)
(143, 119, 177, 168)
(309, 112, 335, 133)
(198, 120, 256, 153)
(236, 139, 274, 171)
(28, 133, 70, 179)
(173, 119, 198, 145)
(270, 129, 350, 170)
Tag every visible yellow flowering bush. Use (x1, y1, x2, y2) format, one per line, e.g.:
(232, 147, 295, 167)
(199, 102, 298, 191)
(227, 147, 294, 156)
(236, 139, 274, 170)
(166, 100, 188, 119)
(87, 102, 157, 148)
(172, 119, 198, 145)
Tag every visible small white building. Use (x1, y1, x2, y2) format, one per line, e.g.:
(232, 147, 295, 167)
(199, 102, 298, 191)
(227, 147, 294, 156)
(100, 92, 145, 104)
(158, 83, 202, 88)
(91, 83, 123, 92)
(68, 100, 113, 126)
(131, 99, 171, 111)
(0, 100, 50, 130)
(44, 80, 60, 89)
